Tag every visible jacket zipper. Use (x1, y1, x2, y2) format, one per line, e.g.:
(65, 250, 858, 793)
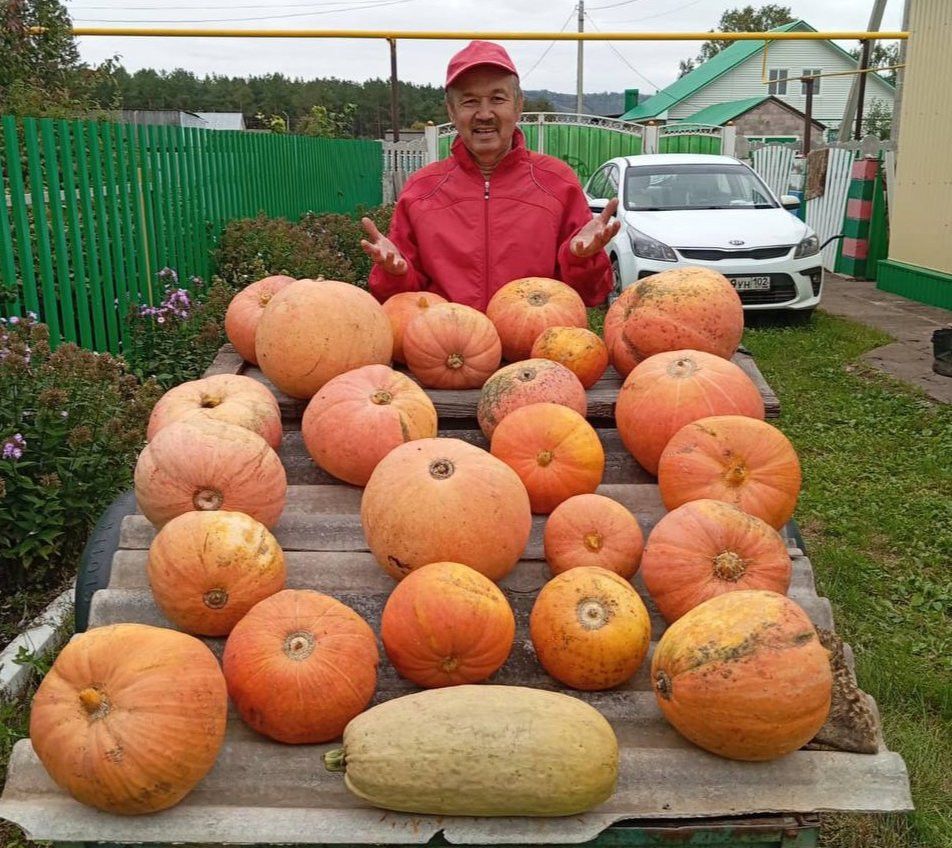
(484, 179, 490, 299)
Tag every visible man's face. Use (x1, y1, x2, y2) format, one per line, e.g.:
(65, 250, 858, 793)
(446, 66, 523, 168)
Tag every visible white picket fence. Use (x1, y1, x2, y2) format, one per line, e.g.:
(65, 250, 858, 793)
(380, 139, 428, 202)
(750, 144, 798, 199)
(807, 147, 857, 270)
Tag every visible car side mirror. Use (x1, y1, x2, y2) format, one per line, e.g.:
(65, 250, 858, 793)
(588, 197, 609, 214)
(780, 194, 801, 210)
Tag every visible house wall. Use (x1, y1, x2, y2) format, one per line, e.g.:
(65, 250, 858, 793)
(733, 100, 826, 147)
(669, 40, 894, 132)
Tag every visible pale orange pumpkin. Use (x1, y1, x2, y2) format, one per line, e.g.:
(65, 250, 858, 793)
(658, 415, 802, 529)
(530, 326, 608, 388)
(29, 623, 227, 814)
(148, 510, 286, 635)
(652, 590, 832, 761)
(380, 561, 516, 688)
(134, 417, 287, 528)
(530, 566, 651, 690)
(490, 402, 605, 514)
(255, 278, 393, 399)
(361, 437, 532, 582)
(615, 349, 765, 476)
(225, 274, 295, 364)
(604, 286, 640, 377)
(477, 358, 588, 439)
(382, 291, 448, 364)
(487, 277, 588, 362)
(222, 589, 379, 744)
(302, 364, 438, 486)
(543, 493, 644, 578)
(403, 303, 502, 389)
(640, 499, 792, 623)
(147, 373, 282, 449)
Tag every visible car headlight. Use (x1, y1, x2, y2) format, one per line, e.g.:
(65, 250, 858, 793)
(794, 234, 820, 259)
(628, 228, 677, 262)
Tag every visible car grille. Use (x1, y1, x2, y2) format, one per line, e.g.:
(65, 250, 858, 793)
(678, 246, 793, 261)
(730, 274, 798, 305)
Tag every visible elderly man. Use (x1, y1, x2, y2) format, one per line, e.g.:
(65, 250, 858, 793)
(361, 40, 620, 311)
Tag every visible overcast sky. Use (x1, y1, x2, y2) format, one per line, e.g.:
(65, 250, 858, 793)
(65, 0, 906, 95)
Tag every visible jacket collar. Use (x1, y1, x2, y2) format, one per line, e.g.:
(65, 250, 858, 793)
(451, 126, 528, 178)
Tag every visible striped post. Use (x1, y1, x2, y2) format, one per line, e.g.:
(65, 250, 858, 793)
(838, 157, 879, 279)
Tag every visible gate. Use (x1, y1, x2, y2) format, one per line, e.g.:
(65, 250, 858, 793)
(749, 143, 798, 198)
(653, 123, 727, 155)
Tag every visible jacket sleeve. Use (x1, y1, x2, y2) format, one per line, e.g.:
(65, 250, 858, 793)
(368, 194, 431, 303)
(555, 183, 614, 307)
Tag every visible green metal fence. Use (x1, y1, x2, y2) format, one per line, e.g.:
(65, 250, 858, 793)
(657, 125, 723, 155)
(0, 116, 382, 352)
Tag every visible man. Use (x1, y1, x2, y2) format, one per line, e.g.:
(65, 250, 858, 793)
(361, 40, 620, 311)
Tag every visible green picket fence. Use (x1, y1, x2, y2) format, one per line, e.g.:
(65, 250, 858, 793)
(0, 116, 383, 352)
(657, 125, 723, 155)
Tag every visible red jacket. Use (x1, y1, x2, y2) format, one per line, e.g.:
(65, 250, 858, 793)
(369, 129, 613, 311)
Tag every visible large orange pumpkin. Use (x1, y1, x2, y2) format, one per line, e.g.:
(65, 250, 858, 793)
(477, 358, 588, 439)
(302, 364, 438, 486)
(491, 402, 604, 514)
(148, 510, 286, 635)
(380, 561, 515, 688)
(361, 438, 532, 582)
(225, 274, 295, 364)
(658, 415, 802, 529)
(543, 493, 644, 578)
(604, 286, 640, 377)
(615, 349, 765, 476)
(29, 623, 227, 814)
(134, 418, 287, 528)
(255, 278, 393, 399)
(147, 373, 282, 449)
(530, 326, 609, 388)
(640, 499, 791, 623)
(403, 303, 502, 389)
(222, 589, 379, 744)
(614, 267, 744, 368)
(487, 277, 588, 362)
(652, 590, 832, 761)
(530, 566, 651, 690)
(382, 291, 448, 364)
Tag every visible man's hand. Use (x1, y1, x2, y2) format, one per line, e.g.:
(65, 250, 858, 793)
(570, 197, 622, 258)
(361, 217, 408, 275)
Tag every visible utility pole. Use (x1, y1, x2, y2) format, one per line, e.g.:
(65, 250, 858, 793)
(389, 38, 400, 142)
(576, 1, 584, 116)
(838, 0, 888, 141)
(890, 0, 911, 144)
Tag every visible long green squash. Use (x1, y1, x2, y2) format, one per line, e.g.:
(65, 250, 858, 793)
(324, 685, 618, 817)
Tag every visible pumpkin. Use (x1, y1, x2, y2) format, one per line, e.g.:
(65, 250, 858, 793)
(530, 326, 608, 388)
(529, 566, 651, 690)
(604, 285, 640, 377)
(615, 267, 744, 368)
(403, 303, 502, 389)
(615, 349, 765, 476)
(224, 274, 295, 364)
(361, 437, 532, 582)
(324, 685, 618, 816)
(134, 417, 287, 529)
(222, 589, 379, 744)
(302, 364, 438, 486)
(380, 561, 515, 688)
(29, 623, 227, 814)
(652, 590, 832, 761)
(658, 415, 802, 529)
(543, 493, 644, 578)
(146, 373, 282, 449)
(487, 277, 588, 362)
(148, 510, 286, 636)
(255, 278, 393, 399)
(490, 402, 604, 514)
(477, 358, 587, 439)
(640, 499, 792, 623)
(382, 291, 448, 364)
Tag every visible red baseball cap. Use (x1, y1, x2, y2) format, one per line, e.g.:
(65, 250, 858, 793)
(445, 40, 519, 89)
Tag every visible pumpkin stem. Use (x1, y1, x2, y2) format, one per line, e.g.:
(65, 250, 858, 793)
(526, 291, 548, 307)
(203, 588, 229, 609)
(79, 687, 110, 719)
(536, 449, 554, 467)
(441, 656, 460, 672)
(371, 390, 393, 405)
(724, 460, 748, 487)
(417, 296, 430, 308)
(655, 670, 673, 700)
(667, 357, 699, 379)
(583, 531, 603, 553)
(428, 459, 455, 480)
(446, 353, 465, 370)
(193, 488, 224, 511)
(576, 597, 611, 631)
(324, 748, 346, 772)
(199, 394, 221, 409)
(712, 551, 747, 581)
(517, 367, 537, 382)
(258, 291, 273, 307)
(283, 631, 316, 661)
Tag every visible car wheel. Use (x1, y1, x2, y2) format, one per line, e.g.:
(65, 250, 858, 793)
(788, 308, 815, 325)
(608, 256, 623, 304)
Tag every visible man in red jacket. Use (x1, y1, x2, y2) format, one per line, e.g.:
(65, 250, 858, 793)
(361, 40, 620, 311)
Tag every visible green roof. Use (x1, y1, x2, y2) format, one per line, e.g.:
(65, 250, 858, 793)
(678, 96, 770, 126)
(619, 20, 807, 121)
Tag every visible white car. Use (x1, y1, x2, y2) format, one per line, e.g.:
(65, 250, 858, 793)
(584, 153, 823, 314)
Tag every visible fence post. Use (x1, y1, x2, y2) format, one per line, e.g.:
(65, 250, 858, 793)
(721, 125, 736, 157)
(837, 156, 880, 279)
(537, 113, 545, 155)
(424, 123, 439, 163)
(642, 124, 658, 155)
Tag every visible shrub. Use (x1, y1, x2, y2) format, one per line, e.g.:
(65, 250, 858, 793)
(300, 203, 395, 285)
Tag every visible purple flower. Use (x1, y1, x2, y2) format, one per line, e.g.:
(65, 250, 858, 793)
(2, 433, 26, 461)
(27, 311, 37, 320)
(9, 316, 19, 325)
(157, 316, 165, 324)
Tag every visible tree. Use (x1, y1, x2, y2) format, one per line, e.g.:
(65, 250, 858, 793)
(863, 99, 892, 139)
(298, 103, 358, 138)
(849, 41, 900, 87)
(680, 4, 794, 73)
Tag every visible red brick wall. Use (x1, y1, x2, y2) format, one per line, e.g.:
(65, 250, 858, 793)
(734, 100, 826, 148)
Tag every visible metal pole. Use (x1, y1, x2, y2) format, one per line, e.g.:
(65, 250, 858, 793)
(838, 0, 888, 141)
(576, 1, 584, 115)
(389, 38, 400, 142)
(854, 39, 872, 139)
(891, 0, 911, 144)
(802, 76, 814, 156)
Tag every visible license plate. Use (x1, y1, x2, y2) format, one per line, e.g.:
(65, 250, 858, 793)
(730, 275, 771, 291)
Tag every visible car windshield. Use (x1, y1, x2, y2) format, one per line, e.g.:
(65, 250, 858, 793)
(624, 164, 777, 211)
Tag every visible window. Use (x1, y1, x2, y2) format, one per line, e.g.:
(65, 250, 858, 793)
(768, 68, 789, 96)
(586, 167, 612, 200)
(801, 68, 822, 95)
(606, 165, 620, 196)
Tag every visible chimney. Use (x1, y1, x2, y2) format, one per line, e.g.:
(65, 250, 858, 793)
(624, 89, 640, 112)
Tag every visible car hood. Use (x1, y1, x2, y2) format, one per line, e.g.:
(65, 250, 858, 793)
(626, 208, 811, 249)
